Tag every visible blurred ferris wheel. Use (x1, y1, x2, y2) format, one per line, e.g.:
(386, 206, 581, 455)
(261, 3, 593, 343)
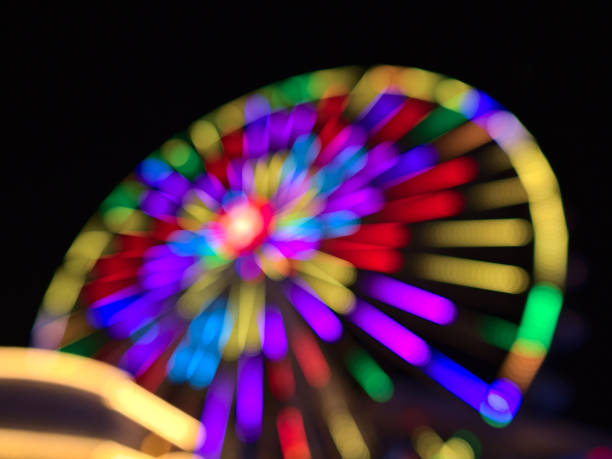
(32, 65, 568, 458)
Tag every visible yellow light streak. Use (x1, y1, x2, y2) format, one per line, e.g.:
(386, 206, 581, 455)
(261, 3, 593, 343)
(321, 380, 370, 459)
(267, 153, 285, 197)
(43, 229, 112, 316)
(413, 426, 475, 459)
(482, 111, 568, 286)
(177, 267, 230, 318)
(308, 67, 362, 99)
(414, 219, 532, 247)
(327, 409, 370, 459)
(296, 251, 356, 286)
(413, 426, 443, 459)
(398, 67, 442, 101)
(345, 66, 397, 117)
(433, 121, 491, 160)
(189, 119, 221, 161)
(438, 437, 475, 459)
(240, 281, 264, 352)
(434, 78, 472, 111)
(213, 100, 245, 134)
(505, 139, 568, 286)
(223, 281, 264, 358)
(42, 268, 84, 316)
(301, 273, 356, 314)
(65, 229, 112, 261)
(0, 428, 153, 459)
(254, 157, 270, 198)
(59, 310, 92, 346)
(464, 177, 528, 211)
(140, 432, 172, 456)
(412, 254, 530, 294)
(477, 144, 513, 174)
(178, 192, 214, 230)
(0, 348, 202, 451)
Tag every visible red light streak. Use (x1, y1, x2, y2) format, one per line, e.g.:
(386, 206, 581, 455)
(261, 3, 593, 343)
(376, 191, 464, 223)
(370, 98, 434, 144)
(324, 222, 410, 247)
(276, 406, 311, 459)
(267, 357, 296, 401)
(290, 329, 330, 389)
(220, 130, 244, 158)
(316, 95, 348, 127)
(321, 246, 402, 273)
(136, 336, 182, 392)
(81, 276, 137, 304)
(387, 157, 478, 199)
(152, 218, 183, 241)
(93, 253, 142, 279)
(117, 234, 156, 253)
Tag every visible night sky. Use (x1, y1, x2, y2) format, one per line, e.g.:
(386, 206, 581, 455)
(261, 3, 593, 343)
(10, 5, 610, 434)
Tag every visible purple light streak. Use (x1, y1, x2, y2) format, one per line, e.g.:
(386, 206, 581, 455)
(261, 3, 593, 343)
(357, 93, 406, 130)
(261, 305, 288, 360)
(317, 125, 367, 168)
(194, 174, 225, 207)
(118, 317, 183, 377)
(245, 117, 270, 158)
(140, 190, 177, 218)
(373, 145, 438, 188)
(323, 187, 384, 217)
(236, 354, 263, 442)
(360, 273, 456, 325)
(158, 171, 190, 201)
(269, 110, 292, 151)
(198, 369, 235, 458)
(288, 103, 316, 144)
(348, 300, 430, 366)
(326, 142, 398, 199)
(286, 282, 343, 342)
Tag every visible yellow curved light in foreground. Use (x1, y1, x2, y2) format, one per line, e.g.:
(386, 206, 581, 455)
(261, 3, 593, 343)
(0, 347, 202, 452)
(0, 429, 152, 459)
(0, 429, 207, 459)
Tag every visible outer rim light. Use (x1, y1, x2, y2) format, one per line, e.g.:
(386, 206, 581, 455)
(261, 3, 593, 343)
(31, 65, 569, 429)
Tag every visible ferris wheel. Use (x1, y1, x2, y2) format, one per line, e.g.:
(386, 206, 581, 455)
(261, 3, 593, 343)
(32, 65, 568, 458)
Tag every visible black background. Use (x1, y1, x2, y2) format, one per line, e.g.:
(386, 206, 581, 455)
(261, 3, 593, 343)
(9, 5, 610, 433)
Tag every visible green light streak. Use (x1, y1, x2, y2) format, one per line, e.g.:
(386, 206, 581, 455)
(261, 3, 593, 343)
(516, 283, 563, 350)
(479, 316, 517, 350)
(100, 181, 142, 213)
(407, 106, 467, 146)
(345, 349, 393, 402)
(166, 143, 202, 179)
(60, 330, 108, 357)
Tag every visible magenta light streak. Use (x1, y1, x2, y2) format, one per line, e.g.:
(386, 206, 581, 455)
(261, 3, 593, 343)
(323, 187, 384, 216)
(236, 354, 263, 442)
(349, 300, 430, 366)
(360, 273, 456, 325)
(262, 305, 288, 360)
(198, 369, 235, 458)
(286, 282, 343, 342)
